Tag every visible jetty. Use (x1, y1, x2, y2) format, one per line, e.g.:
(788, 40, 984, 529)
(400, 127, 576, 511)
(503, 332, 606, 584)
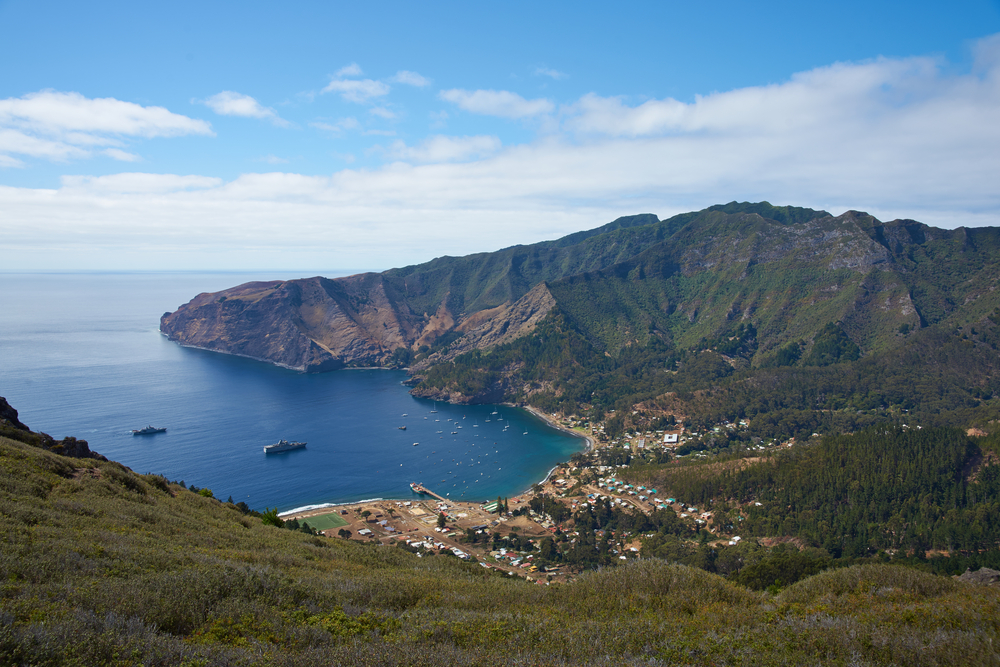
(410, 483, 448, 503)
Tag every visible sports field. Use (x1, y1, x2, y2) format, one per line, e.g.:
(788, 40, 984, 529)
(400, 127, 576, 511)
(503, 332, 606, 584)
(298, 512, 348, 531)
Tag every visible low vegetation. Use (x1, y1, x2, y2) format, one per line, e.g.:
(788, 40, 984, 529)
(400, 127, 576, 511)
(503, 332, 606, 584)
(2, 434, 999, 665)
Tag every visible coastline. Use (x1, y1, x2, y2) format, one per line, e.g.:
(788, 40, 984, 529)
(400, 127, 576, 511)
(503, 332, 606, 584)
(282, 402, 594, 519)
(520, 404, 596, 451)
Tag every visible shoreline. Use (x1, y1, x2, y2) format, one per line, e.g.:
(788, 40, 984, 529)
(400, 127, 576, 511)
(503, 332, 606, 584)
(282, 402, 594, 519)
(520, 404, 595, 451)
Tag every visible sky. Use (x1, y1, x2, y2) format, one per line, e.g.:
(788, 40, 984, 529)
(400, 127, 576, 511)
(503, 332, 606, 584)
(2, 1, 1000, 273)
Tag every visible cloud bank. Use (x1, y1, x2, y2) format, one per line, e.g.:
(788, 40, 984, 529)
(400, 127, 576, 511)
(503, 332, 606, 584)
(3, 34, 1000, 270)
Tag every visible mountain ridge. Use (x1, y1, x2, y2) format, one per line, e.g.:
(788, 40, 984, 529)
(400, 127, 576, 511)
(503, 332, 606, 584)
(160, 202, 1000, 429)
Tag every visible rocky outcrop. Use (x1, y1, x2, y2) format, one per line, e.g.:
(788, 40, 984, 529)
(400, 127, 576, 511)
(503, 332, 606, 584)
(956, 568, 1000, 586)
(413, 283, 557, 369)
(160, 275, 428, 372)
(1, 396, 29, 431)
(0, 396, 107, 461)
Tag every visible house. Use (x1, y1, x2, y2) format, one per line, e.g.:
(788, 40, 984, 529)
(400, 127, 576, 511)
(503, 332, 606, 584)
(663, 433, 679, 444)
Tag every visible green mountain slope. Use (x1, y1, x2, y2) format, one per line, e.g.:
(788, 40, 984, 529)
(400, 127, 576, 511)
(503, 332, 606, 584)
(411, 207, 1000, 432)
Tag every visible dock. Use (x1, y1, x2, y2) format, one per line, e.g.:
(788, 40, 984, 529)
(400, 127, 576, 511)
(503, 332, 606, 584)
(410, 483, 448, 503)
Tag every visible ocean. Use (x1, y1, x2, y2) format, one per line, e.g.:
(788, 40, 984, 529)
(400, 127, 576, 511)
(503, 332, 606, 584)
(0, 272, 587, 512)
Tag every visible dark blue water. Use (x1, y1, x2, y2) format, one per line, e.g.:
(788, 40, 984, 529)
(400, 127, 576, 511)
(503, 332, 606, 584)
(0, 272, 586, 512)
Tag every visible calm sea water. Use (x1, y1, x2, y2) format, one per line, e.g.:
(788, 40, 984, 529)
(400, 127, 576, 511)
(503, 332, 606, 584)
(0, 272, 586, 512)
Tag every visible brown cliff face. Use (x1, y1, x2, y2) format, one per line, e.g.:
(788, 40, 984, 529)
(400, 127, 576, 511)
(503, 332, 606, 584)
(412, 282, 557, 369)
(160, 275, 428, 371)
(160, 273, 558, 374)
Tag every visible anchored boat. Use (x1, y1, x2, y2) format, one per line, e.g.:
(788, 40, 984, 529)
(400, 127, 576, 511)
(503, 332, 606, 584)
(263, 439, 306, 454)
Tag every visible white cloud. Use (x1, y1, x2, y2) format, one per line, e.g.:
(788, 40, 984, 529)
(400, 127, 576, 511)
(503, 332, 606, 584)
(534, 67, 567, 80)
(322, 78, 391, 103)
(369, 106, 397, 119)
(392, 70, 431, 87)
(0, 90, 213, 137)
(439, 89, 554, 119)
(311, 118, 361, 134)
(104, 148, 141, 162)
(202, 91, 289, 126)
(0, 127, 89, 162)
(0, 90, 212, 165)
(336, 63, 364, 77)
(386, 135, 501, 163)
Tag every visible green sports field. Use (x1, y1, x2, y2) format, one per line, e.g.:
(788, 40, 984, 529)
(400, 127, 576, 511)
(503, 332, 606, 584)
(297, 512, 348, 531)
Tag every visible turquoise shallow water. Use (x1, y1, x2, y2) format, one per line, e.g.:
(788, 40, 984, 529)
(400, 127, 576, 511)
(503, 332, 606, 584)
(0, 272, 586, 512)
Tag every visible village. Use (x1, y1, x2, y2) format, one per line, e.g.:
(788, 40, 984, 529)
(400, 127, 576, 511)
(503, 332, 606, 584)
(282, 409, 794, 583)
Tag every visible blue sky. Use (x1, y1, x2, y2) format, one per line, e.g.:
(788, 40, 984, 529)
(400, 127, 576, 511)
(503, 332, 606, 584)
(2, 1, 1000, 271)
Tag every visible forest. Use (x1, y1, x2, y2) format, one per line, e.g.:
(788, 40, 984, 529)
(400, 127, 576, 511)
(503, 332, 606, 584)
(626, 426, 1000, 569)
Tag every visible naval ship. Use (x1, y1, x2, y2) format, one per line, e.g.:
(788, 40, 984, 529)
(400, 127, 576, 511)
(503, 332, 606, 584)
(263, 439, 306, 454)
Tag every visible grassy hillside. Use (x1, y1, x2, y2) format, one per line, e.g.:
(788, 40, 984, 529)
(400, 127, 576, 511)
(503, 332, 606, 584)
(2, 434, 999, 665)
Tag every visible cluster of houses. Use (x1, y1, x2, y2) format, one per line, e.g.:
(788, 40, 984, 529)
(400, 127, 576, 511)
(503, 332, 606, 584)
(491, 548, 540, 572)
(593, 477, 662, 505)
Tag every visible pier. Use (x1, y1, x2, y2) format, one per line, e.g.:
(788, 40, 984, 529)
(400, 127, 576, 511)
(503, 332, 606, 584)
(410, 483, 448, 503)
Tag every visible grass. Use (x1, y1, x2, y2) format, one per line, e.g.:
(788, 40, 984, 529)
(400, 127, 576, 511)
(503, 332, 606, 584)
(297, 511, 349, 531)
(1, 434, 999, 666)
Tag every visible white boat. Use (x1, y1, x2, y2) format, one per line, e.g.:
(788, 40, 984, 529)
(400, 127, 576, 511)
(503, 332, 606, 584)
(263, 439, 306, 454)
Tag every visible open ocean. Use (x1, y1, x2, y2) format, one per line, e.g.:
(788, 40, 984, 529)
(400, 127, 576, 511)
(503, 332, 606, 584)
(0, 272, 587, 513)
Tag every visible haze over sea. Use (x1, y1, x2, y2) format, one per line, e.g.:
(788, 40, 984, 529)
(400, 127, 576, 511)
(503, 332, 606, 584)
(0, 272, 586, 512)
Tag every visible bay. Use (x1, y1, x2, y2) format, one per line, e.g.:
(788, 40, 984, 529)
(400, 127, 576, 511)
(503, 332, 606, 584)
(0, 272, 586, 512)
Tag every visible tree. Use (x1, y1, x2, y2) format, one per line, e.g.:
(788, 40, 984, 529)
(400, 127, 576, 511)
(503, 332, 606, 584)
(338, 528, 352, 539)
(261, 507, 284, 528)
(437, 512, 447, 528)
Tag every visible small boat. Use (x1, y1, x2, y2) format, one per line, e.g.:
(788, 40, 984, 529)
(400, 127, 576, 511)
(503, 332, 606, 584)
(398, 426, 407, 430)
(413, 442, 419, 446)
(132, 425, 166, 435)
(263, 439, 306, 454)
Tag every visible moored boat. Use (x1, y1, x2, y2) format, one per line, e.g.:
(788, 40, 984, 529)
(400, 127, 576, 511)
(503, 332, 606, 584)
(263, 439, 306, 454)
